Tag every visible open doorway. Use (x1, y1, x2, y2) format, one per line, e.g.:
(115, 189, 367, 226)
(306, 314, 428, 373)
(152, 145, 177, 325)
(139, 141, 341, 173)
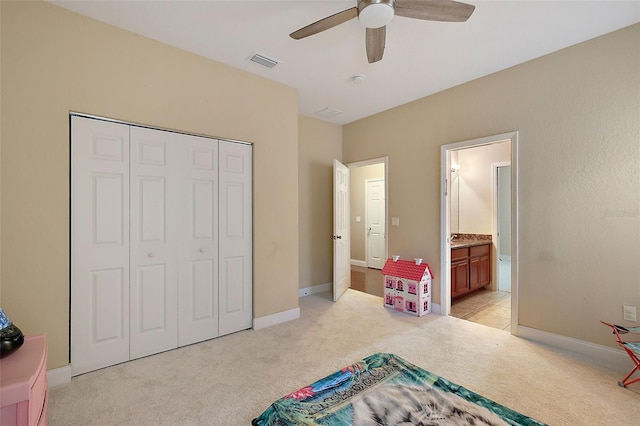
(347, 157, 388, 297)
(440, 132, 518, 332)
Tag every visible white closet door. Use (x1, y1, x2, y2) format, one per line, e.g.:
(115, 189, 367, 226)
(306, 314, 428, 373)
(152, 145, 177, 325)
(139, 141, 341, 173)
(71, 117, 130, 376)
(178, 135, 219, 346)
(129, 127, 179, 359)
(218, 141, 253, 336)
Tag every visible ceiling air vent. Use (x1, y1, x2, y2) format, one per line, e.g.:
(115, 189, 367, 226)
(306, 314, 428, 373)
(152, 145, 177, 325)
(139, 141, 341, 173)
(315, 107, 343, 119)
(248, 52, 279, 69)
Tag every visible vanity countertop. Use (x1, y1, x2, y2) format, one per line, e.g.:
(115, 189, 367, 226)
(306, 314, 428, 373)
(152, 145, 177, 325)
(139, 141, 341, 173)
(450, 233, 492, 249)
(451, 240, 491, 249)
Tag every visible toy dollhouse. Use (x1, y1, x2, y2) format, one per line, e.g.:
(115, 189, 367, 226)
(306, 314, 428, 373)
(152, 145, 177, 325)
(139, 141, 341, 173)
(382, 257, 433, 317)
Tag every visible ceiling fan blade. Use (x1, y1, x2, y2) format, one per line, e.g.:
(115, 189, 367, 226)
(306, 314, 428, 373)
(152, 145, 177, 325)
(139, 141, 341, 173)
(290, 7, 358, 40)
(394, 0, 475, 22)
(366, 26, 386, 64)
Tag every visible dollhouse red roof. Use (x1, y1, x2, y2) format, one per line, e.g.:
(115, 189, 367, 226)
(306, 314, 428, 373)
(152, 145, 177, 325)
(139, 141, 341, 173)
(381, 258, 433, 281)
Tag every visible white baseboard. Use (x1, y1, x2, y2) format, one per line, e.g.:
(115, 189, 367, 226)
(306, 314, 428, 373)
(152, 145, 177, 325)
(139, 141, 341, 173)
(47, 364, 72, 389)
(515, 325, 629, 373)
(299, 283, 331, 297)
(253, 307, 300, 330)
(350, 259, 367, 267)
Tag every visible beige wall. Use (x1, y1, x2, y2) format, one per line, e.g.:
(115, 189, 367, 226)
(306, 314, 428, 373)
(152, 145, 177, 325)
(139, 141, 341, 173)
(343, 24, 640, 347)
(298, 116, 342, 290)
(455, 141, 510, 234)
(350, 163, 385, 262)
(1, 1, 299, 369)
(0, 1, 2, 305)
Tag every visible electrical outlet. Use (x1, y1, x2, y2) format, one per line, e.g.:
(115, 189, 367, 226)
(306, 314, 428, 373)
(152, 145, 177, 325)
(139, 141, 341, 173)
(623, 305, 637, 322)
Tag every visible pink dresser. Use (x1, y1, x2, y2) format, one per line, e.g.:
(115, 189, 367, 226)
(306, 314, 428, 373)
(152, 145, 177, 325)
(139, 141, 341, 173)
(0, 335, 48, 426)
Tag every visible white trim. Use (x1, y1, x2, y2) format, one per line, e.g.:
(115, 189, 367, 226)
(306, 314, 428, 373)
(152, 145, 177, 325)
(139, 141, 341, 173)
(347, 156, 388, 168)
(516, 325, 630, 374)
(350, 259, 367, 267)
(70, 112, 252, 146)
(299, 283, 331, 297)
(430, 302, 442, 315)
(253, 307, 300, 330)
(47, 365, 72, 389)
(441, 132, 519, 322)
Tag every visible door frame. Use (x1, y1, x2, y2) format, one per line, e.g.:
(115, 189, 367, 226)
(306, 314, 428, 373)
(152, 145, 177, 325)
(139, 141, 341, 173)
(347, 156, 389, 270)
(440, 132, 519, 332)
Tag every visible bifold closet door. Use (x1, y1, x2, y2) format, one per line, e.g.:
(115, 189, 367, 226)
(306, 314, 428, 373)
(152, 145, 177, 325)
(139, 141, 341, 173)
(177, 134, 219, 347)
(71, 117, 131, 376)
(72, 116, 251, 374)
(129, 127, 181, 359)
(218, 141, 253, 336)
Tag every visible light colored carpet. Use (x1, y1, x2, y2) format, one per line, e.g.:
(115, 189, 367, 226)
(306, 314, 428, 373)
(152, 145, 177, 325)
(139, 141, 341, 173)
(48, 290, 640, 425)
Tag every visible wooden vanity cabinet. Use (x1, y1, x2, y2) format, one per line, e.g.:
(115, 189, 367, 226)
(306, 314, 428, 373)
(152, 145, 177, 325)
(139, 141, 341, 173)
(451, 243, 491, 299)
(451, 248, 469, 298)
(469, 244, 491, 291)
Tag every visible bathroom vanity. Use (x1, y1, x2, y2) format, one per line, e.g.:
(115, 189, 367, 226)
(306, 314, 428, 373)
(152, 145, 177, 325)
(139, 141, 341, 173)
(451, 237, 491, 299)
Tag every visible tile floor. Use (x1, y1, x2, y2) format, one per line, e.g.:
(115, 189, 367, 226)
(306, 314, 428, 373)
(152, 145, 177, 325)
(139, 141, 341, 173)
(450, 289, 511, 331)
(350, 266, 511, 331)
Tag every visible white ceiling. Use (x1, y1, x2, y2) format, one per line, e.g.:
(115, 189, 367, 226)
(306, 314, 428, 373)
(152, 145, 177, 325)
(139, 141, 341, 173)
(50, 1, 639, 125)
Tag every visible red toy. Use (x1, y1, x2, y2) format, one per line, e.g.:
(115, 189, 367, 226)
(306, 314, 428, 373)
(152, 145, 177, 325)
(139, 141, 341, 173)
(601, 320, 640, 387)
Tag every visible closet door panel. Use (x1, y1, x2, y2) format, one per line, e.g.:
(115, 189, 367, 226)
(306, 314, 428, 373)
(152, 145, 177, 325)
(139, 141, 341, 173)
(219, 141, 253, 336)
(139, 177, 166, 242)
(71, 116, 130, 376)
(130, 127, 180, 359)
(137, 264, 168, 332)
(221, 256, 245, 312)
(178, 136, 219, 346)
(91, 268, 126, 342)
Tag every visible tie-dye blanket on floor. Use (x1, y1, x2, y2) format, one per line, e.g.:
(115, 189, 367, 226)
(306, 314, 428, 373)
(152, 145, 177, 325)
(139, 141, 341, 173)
(252, 353, 546, 425)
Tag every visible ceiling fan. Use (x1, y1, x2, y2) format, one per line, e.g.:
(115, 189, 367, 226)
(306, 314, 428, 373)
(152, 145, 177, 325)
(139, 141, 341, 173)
(290, 0, 475, 64)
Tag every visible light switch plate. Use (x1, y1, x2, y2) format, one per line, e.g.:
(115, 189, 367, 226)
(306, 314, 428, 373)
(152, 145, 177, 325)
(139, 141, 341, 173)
(391, 217, 400, 226)
(623, 305, 637, 322)
(356, 216, 361, 223)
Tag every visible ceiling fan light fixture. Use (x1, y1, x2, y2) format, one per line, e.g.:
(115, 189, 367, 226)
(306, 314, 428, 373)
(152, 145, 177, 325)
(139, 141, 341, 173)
(358, 0, 395, 29)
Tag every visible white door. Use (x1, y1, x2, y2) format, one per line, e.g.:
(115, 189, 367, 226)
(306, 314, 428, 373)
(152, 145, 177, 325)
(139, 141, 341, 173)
(366, 178, 386, 269)
(178, 135, 219, 346)
(218, 141, 253, 336)
(497, 166, 511, 292)
(129, 127, 179, 359)
(71, 117, 131, 375)
(333, 160, 350, 302)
